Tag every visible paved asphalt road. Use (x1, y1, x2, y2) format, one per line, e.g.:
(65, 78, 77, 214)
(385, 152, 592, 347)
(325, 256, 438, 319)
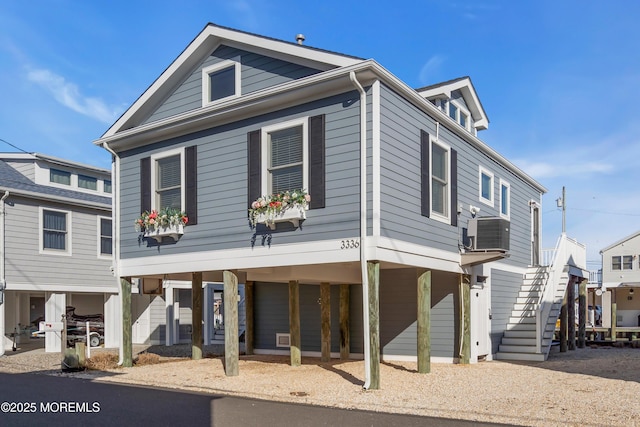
(0, 371, 512, 426)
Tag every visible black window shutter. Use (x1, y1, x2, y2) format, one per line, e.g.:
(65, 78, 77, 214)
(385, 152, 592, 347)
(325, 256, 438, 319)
(450, 148, 458, 227)
(248, 130, 261, 208)
(308, 114, 325, 209)
(185, 145, 197, 225)
(140, 157, 151, 213)
(420, 130, 430, 217)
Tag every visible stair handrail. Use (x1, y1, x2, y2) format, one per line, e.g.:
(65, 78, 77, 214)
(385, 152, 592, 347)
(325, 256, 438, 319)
(535, 233, 565, 353)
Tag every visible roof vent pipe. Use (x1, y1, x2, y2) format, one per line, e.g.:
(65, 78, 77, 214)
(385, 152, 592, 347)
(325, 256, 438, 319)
(295, 34, 305, 45)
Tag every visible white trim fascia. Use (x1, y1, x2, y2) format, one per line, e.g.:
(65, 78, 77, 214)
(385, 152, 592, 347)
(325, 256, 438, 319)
(1, 187, 111, 211)
(39, 206, 72, 256)
(372, 80, 381, 237)
(201, 60, 242, 107)
(102, 24, 360, 138)
(370, 236, 462, 273)
(478, 166, 494, 207)
(6, 282, 118, 293)
(150, 147, 186, 212)
(260, 117, 309, 195)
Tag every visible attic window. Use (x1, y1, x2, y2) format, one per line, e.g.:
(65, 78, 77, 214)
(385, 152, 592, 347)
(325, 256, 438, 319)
(202, 60, 241, 106)
(448, 100, 471, 131)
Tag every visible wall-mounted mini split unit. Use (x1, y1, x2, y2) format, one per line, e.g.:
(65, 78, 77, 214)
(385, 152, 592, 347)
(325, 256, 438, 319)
(467, 217, 510, 251)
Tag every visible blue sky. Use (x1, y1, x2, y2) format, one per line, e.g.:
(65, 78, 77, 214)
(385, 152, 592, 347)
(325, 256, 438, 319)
(1, 1, 639, 266)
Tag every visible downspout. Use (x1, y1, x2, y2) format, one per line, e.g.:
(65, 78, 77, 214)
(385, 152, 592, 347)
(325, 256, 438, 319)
(101, 142, 123, 365)
(0, 190, 9, 356)
(349, 71, 371, 390)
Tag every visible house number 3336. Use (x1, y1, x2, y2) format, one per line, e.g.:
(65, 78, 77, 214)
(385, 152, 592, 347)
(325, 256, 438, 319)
(340, 239, 360, 249)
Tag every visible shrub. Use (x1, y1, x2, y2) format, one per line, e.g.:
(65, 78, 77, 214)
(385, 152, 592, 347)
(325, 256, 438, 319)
(85, 353, 119, 370)
(134, 352, 161, 366)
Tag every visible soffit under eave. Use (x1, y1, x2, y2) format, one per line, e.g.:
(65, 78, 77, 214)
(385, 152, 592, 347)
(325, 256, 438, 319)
(103, 27, 360, 138)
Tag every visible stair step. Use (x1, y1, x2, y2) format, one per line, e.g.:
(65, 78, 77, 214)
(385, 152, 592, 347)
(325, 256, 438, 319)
(509, 316, 536, 324)
(495, 352, 546, 362)
(498, 344, 539, 353)
(501, 337, 537, 346)
(506, 323, 536, 331)
(513, 302, 538, 310)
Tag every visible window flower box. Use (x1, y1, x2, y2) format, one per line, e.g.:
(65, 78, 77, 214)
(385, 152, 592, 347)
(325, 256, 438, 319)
(135, 208, 188, 242)
(143, 223, 184, 242)
(249, 190, 310, 230)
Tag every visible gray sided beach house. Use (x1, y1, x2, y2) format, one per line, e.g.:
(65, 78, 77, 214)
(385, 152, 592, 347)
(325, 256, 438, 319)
(94, 24, 587, 386)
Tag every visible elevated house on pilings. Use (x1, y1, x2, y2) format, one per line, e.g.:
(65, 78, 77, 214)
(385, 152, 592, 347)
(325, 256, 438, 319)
(94, 23, 587, 386)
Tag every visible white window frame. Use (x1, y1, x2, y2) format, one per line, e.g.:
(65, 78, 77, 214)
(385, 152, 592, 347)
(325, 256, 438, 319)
(429, 138, 451, 224)
(499, 179, 511, 220)
(201, 60, 241, 107)
(478, 166, 494, 207)
(78, 174, 98, 191)
(260, 117, 309, 196)
(150, 147, 186, 212)
(39, 207, 72, 256)
(448, 99, 472, 131)
(97, 216, 113, 259)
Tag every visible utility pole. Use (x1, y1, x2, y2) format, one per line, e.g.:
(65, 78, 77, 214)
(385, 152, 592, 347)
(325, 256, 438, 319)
(556, 186, 566, 234)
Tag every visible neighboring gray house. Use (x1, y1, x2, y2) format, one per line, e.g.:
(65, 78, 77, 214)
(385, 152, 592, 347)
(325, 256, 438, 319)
(94, 24, 587, 384)
(0, 153, 118, 354)
(599, 230, 640, 328)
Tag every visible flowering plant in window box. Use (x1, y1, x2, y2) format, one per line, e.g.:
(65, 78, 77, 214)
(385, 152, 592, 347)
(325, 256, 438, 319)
(135, 207, 188, 241)
(249, 189, 310, 229)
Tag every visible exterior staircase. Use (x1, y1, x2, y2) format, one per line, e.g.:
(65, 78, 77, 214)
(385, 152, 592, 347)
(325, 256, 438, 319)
(495, 267, 569, 361)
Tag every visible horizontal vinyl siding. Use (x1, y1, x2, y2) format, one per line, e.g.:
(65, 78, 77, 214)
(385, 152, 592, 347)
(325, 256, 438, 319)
(4, 197, 115, 288)
(120, 91, 362, 260)
(379, 269, 457, 359)
(379, 84, 539, 266)
(145, 45, 321, 124)
(5, 160, 35, 180)
(254, 282, 289, 350)
(490, 268, 522, 353)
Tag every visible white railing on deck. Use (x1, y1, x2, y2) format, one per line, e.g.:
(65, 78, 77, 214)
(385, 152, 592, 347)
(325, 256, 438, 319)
(535, 234, 587, 354)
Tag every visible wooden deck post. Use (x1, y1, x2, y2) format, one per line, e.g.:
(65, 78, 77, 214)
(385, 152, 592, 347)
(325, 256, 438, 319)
(121, 277, 133, 367)
(459, 274, 471, 365)
(367, 261, 381, 390)
(611, 293, 617, 342)
(339, 284, 350, 360)
(289, 280, 301, 367)
(560, 284, 568, 353)
(191, 272, 203, 360)
(578, 279, 587, 348)
(245, 281, 254, 355)
(568, 278, 576, 351)
(223, 270, 239, 376)
(417, 270, 431, 374)
(321, 283, 331, 362)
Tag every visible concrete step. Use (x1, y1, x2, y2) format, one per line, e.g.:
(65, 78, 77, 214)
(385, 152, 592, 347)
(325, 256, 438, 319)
(495, 352, 546, 362)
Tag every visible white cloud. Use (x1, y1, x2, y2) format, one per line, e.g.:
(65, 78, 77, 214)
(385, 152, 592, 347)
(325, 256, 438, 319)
(26, 68, 121, 124)
(418, 55, 445, 85)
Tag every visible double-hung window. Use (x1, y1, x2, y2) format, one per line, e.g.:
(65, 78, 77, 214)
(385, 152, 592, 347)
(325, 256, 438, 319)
(152, 148, 184, 212)
(261, 118, 308, 195)
(202, 60, 241, 106)
(612, 255, 633, 270)
(98, 217, 112, 257)
(431, 140, 450, 220)
(41, 208, 70, 254)
(479, 167, 494, 206)
(500, 179, 510, 219)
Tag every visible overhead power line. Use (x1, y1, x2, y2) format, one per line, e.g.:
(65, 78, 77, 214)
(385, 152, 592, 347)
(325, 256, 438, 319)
(0, 138, 29, 154)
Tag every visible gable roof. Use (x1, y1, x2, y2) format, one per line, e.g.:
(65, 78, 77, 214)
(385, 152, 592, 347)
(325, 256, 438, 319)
(103, 23, 363, 138)
(0, 159, 111, 209)
(415, 76, 489, 130)
(600, 230, 640, 254)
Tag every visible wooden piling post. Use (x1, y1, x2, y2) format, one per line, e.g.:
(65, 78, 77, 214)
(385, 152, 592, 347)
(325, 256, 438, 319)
(417, 270, 431, 374)
(121, 277, 133, 367)
(339, 284, 350, 360)
(245, 281, 254, 355)
(75, 342, 86, 368)
(568, 278, 576, 351)
(367, 261, 380, 390)
(459, 274, 471, 365)
(611, 299, 617, 342)
(289, 280, 301, 367)
(578, 279, 587, 348)
(223, 271, 239, 376)
(191, 272, 203, 360)
(320, 282, 331, 362)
